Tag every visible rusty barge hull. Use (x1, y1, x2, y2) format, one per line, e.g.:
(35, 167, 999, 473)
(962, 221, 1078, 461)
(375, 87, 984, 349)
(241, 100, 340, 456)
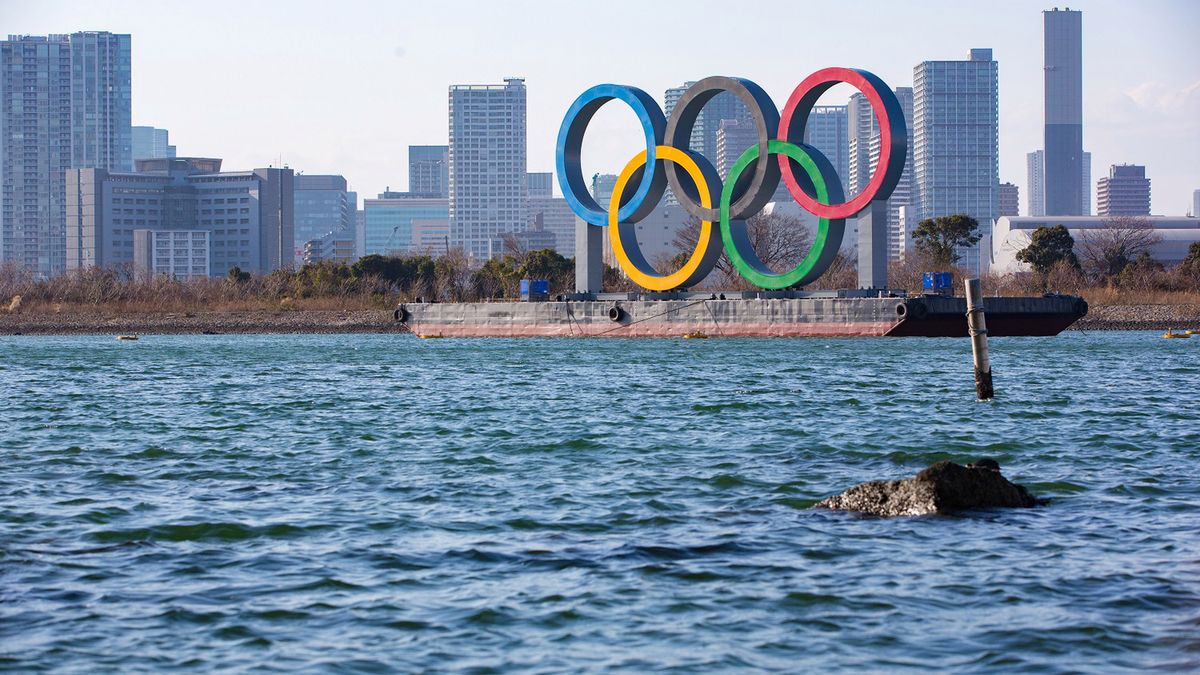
(400, 295, 1086, 338)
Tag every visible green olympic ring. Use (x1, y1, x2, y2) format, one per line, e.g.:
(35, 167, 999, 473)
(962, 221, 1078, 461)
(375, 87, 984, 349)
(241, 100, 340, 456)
(720, 140, 847, 290)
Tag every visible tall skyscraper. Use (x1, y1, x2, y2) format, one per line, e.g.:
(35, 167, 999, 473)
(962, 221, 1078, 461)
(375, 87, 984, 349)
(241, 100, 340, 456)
(663, 82, 752, 205)
(293, 174, 356, 264)
(132, 126, 176, 161)
(849, 88, 915, 259)
(663, 82, 700, 165)
(913, 49, 999, 272)
(998, 182, 1019, 218)
(0, 32, 132, 278)
(67, 33, 133, 173)
(448, 78, 526, 259)
(692, 92, 750, 169)
(1097, 164, 1151, 217)
(408, 145, 449, 197)
(1043, 8, 1084, 216)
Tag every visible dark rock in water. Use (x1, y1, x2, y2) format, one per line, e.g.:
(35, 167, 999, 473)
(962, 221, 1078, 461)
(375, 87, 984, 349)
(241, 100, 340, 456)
(815, 459, 1039, 517)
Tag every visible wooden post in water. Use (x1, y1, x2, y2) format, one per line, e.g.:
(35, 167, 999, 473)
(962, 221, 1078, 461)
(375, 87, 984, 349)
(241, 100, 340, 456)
(965, 278, 994, 400)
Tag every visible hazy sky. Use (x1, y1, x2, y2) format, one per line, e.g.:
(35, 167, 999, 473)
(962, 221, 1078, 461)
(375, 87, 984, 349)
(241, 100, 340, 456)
(4, 0, 1198, 214)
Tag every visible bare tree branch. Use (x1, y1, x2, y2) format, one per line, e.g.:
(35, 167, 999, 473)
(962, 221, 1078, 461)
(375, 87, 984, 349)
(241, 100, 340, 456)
(1077, 216, 1162, 280)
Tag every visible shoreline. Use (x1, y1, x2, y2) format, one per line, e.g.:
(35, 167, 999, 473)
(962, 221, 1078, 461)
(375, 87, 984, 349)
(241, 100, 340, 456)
(1071, 303, 1200, 332)
(0, 309, 410, 336)
(2, 302, 1197, 335)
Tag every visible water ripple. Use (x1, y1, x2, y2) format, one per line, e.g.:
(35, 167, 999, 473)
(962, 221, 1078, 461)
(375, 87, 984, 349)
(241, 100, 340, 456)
(1, 332, 1198, 671)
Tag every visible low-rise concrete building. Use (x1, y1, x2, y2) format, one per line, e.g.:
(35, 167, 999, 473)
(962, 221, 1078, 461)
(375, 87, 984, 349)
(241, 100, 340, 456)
(302, 229, 357, 265)
(133, 229, 209, 280)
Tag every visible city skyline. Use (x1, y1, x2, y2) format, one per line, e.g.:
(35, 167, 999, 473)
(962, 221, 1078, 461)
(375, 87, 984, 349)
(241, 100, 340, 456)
(3, 0, 1197, 216)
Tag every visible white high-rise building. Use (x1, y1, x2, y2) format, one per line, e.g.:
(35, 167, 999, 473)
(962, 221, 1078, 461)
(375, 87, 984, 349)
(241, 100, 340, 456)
(913, 49, 999, 272)
(448, 78, 527, 259)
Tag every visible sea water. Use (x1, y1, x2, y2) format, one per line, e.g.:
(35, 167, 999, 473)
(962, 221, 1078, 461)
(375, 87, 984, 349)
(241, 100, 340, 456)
(1, 333, 1197, 671)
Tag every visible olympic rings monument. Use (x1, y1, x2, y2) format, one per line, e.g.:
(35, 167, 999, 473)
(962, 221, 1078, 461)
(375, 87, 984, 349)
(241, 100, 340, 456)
(398, 69, 1086, 338)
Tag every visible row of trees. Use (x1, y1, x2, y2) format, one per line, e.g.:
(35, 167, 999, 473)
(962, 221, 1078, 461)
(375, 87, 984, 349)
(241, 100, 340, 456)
(1014, 216, 1200, 291)
(661, 211, 1200, 294)
(0, 243, 578, 313)
(4, 213, 1197, 312)
(250, 242, 576, 302)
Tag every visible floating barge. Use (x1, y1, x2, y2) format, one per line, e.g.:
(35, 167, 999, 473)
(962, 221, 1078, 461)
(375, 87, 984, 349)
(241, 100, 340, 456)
(397, 292, 1087, 338)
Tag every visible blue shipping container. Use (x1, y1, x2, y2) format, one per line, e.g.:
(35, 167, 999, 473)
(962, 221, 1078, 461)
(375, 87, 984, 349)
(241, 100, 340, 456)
(922, 272, 953, 290)
(520, 279, 550, 301)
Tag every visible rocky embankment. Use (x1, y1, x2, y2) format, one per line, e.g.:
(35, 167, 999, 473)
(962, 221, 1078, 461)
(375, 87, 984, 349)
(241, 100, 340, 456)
(1073, 303, 1200, 331)
(0, 309, 408, 335)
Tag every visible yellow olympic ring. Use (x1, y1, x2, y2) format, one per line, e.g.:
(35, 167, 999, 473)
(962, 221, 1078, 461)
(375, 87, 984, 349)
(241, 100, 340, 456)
(608, 145, 722, 291)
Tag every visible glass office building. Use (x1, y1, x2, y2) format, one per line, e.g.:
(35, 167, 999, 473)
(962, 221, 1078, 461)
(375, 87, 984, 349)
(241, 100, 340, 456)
(363, 196, 449, 256)
(913, 49, 999, 273)
(293, 174, 356, 264)
(1, 32, 132, 278)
